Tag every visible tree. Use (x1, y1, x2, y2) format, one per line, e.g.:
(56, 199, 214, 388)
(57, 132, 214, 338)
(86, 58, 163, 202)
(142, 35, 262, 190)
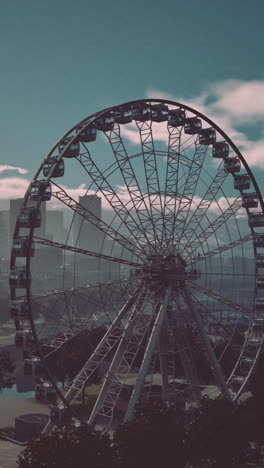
(18, 423, 113, 468)
(0, 348, 15, 391)
(186, 396, 250, 467)
(113, 399, 187, 468)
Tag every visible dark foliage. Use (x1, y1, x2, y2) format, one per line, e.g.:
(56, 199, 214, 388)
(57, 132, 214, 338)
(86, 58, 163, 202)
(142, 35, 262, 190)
(0, 348, 15, 391)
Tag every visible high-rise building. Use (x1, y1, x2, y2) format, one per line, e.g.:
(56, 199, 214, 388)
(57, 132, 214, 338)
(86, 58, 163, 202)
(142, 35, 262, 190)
(73, 195, 103, 253)
(0, 210, 9, 257)
(9, 198, 46, 244)
(46, 210, 67, 244)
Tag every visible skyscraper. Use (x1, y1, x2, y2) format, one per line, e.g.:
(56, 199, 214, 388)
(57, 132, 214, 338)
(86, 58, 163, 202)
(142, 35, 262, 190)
(73, 195, 103, 253)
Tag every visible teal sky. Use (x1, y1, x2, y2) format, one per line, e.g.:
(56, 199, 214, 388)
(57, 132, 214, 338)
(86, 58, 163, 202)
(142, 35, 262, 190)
(0, 0, 264, 208)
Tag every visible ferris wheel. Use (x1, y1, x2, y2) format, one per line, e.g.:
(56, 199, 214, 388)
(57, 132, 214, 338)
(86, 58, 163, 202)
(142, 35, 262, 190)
(9, 99, 264, 431)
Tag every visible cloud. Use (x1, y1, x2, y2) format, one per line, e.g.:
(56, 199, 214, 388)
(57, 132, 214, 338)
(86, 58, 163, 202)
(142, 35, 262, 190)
(0, 165, 29, 175)
(144, 80, 264, 170)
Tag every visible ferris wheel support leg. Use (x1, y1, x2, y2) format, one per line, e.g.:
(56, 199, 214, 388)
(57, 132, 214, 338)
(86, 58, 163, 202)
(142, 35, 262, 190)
(124, 286, 172, 423)
(158, 322, 170, 402)
(87, 288, 147, 427)
(182, 284, 232, 402)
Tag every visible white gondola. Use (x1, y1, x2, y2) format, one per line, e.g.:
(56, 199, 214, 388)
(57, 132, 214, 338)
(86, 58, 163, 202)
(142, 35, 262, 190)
(256, 255, 264, 268)
(24, 357, 43, 376)
(198, 128, 216, 145)
(231, 375, 244, 391)
(30, 180, 52, 201)
(76, 124, 97, 142)
(212, 141, 229, 158)
(224, 157, 241, 173)
(12, 237, 34, 257)
(254, 235, 264, 248)
(59, 137, 80, 158)
(242, 193, 258, 209)
(9, 268, 31, 288)
(249, 213, 264, 228)
(18, 207, 41, 228)
(151, 104, 168, 122)
(234, 174, 250, 190)
(184, 117, 202, 135)
(95, 116, 115, 131)
(257, 277, 264, 289)
(168, 108, 186, 127)
(246, 338, 261, 356)
(43, 157, 64, 178)
(10, 300, 30, 320)
(240, 358, 254, 376)
(50, 403, 72, 424)
(132, 104, 152, 122)
(35, 382, 57, 403)
(255, 298, 264, 312)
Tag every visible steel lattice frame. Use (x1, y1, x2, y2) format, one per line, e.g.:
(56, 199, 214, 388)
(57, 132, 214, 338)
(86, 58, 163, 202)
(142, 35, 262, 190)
(9, 98, 264, 432)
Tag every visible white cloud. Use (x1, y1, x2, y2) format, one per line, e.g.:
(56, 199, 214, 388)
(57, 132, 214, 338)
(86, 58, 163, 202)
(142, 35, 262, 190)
(0, 165, 29, 175)
(144, 80, 264, 169)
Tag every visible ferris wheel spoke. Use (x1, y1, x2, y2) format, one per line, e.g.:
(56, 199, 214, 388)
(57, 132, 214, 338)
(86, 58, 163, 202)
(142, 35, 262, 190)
(168, 138, 208, 244)
(62, 283, 146, 403)
(189, 281, 253, 317)
(105, 124, 157, 246)
(163, 125, 181, 247)
(77, 150, 151, 255)
(189, 233, 254, 265)
(135, 120, 164, 249)
(31, 276, 141, 298)
(183, 196, 242, 260)
(180, 160, 228, 243)
(182, 284, 232, 401)
(51, 181, 144, 260)
(33, 236, 142, 268)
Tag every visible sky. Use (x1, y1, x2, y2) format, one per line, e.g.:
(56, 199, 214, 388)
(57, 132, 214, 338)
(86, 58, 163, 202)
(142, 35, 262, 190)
(0, 0, 264, 211)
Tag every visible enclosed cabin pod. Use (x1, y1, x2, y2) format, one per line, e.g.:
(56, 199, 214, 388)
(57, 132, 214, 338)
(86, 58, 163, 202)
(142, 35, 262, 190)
(35, 382, 57, 403)
(212, 141, 229, 159)
(58, 137, 80, 158)
(242, 193, 258, 209)
(249, 213, 264, 228)
(50, 403, 72, 425)
(234, 174, 250, 190)
(240, 357, 254, 376)
(252, 318, 264, 332)
(95, 114, 115, 131)
(151, 103, 169, 122)
(113, 107, 133, 124)
(76, 124, 97, 142)
(9, 268, 31, 288)
(12, 237, 34, 258)
(15, 329, 34, 347)
(198, 127, 216, 146)
(254, 235, 264, 248)
(18, 207, 41, 228)
(24, 357, 43, 377)
(30, 180, 51, 201)
(230, 375, 245, 391)
(246, 338, 261, 356)
(132, 104, 152, 122)
(224, 157, 241, 174)
(43, 157, 64, 178)
(257, 277, 264, 289)
(168, 108, 186, 127)
(256, 254, 264, 268)
(255, 298, 264, 312)
(184, 117, 202, 135)
(10, 300, 30, 320)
